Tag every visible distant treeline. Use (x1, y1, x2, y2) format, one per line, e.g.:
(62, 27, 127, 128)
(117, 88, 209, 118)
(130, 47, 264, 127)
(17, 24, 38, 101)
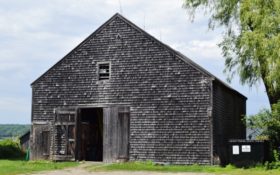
(0, 124, 30, 139)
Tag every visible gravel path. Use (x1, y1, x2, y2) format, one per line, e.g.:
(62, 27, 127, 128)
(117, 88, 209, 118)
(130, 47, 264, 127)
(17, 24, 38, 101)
(24, 162, 213, 175)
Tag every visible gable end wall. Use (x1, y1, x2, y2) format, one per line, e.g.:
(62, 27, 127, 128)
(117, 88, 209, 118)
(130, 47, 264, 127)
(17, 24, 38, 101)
(31, 16, 214, 164)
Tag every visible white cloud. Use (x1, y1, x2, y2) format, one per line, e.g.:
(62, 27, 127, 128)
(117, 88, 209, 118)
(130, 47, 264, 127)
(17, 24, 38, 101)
(0, 97, 29, 112)
(0, 97, 30, 124)
(0, 7, 50, 34)
(171, 37, 223, 61)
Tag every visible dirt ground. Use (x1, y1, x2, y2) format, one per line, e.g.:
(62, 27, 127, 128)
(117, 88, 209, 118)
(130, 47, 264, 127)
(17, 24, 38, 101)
(25, 162, 213, 175)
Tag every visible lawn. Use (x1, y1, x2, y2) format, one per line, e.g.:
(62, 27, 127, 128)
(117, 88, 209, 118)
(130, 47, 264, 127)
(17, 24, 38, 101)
(0, 160, 78, 175)
(2, 160, 280, 175)
(88, 161, 280, 175)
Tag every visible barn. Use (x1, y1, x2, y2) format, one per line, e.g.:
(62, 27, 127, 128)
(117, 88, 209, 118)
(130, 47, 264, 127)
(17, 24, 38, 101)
(30, 13, 246, 165)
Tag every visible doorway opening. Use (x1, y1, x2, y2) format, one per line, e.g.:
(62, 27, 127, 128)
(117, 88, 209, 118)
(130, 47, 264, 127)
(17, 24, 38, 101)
(78, 108, 103, 161)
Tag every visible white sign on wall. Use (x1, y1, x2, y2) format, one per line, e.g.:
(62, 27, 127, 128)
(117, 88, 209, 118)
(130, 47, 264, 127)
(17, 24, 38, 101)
(232, 145, 239, 155)
(242, 145, 251, 152)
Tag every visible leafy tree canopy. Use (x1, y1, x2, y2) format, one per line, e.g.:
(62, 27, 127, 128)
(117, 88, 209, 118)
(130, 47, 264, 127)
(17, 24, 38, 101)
(183, 0, 280, 106)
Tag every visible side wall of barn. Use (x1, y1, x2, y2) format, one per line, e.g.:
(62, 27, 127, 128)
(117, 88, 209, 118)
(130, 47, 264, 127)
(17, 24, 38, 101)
(212, 81, 246, 165)
(31, 15, 213, 164)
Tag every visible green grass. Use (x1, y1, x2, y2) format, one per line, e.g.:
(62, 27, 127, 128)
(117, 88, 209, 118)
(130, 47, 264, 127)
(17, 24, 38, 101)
(88, 161, 280, 175)
(0, 160, 78, 175)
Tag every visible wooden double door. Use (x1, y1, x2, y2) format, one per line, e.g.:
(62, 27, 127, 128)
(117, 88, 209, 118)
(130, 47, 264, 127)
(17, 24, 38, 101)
(53, 106, 130, 162)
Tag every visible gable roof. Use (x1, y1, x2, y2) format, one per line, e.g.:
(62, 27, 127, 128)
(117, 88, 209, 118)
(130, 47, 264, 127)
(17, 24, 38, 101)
(31, 13, 246, 99)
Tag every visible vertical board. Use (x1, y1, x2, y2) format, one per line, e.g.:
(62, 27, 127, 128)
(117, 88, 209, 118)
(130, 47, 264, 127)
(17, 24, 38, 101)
(75, 108, 81, 160)
(103, 107, 117, 163)
(103, 106, 130, 163)
(42, 131, 50, 155)
(103, 107, 110, 162)
(117, 107, 130, 160)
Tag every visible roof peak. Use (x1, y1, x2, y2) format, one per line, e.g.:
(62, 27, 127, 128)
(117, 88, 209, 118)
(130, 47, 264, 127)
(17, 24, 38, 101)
(113, 12, 122, 17)
(110, 13, 126, 21)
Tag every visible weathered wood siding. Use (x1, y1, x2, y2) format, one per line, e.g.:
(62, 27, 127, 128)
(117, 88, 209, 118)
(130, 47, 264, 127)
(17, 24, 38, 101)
(31, 14, 213, 164)
(30, 123, 51, 160)
(212, 81, 246, 165)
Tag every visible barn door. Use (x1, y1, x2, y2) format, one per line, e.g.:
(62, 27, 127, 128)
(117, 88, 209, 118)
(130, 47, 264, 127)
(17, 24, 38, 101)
(103, 106, 130, 163)
(53, 108, 77, 161)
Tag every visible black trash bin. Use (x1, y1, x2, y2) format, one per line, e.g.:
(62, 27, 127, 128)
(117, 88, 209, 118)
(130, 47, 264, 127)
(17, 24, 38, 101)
(228, 139, 271, 167)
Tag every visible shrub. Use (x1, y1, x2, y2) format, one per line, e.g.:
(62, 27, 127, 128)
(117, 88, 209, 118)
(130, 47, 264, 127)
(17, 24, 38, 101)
(0, 138, 25, 159)
(246, 101, 280, 150)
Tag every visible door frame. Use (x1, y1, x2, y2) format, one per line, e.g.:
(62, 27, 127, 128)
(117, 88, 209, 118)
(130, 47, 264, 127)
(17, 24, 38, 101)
(75, 107, 104, 161)
(72, 103, 130, 161)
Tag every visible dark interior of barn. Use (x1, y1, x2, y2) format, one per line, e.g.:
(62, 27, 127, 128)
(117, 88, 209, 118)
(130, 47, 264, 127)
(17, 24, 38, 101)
(79, 108, 103, 161)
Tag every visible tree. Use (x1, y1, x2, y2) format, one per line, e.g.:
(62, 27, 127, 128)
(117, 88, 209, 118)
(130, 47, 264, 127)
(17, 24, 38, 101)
(246, 101, 280, 149)
(183, 0, 280, 106)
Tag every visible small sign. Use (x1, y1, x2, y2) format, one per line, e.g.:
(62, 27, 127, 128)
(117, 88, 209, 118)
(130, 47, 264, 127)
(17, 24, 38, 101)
(242, 145, 251, 152)
(232, 145, 239, 155)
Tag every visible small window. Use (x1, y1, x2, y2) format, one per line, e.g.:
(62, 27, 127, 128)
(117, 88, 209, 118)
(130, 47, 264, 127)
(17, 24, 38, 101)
(98, 63, 110, 80)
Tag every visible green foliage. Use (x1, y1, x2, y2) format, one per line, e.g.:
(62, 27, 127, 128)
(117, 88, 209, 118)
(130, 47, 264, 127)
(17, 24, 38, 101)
(0, 138, 25, 159)
(265, 161, 280, 170)
(246, 101, 280, 149)
(183, 0, 239, 28)
(183, 0, 280, 105)
(0, 160, 78, 175)
(273, 149, 280, 162)
(0, 124, 30, 139)
(263, 150, 280, 170)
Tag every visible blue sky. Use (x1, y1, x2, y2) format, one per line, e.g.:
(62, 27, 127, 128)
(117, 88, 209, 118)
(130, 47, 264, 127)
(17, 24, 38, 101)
(0, 0, 270, 124)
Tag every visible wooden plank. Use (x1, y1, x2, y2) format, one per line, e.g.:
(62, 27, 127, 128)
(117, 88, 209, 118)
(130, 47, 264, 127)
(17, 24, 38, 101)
(53, 155, 75, 161)
(103, 107, 111, 163)
(32, 121, 49, 125)
(56, 111, 76, 115)
(117, 107, 130, 161)
(111, 107, 118, 160)
(103, 106, 130, 163)
(118, 106, 130, 113)
(75, 108, 81, 160)
(55, 122, 75, 125)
